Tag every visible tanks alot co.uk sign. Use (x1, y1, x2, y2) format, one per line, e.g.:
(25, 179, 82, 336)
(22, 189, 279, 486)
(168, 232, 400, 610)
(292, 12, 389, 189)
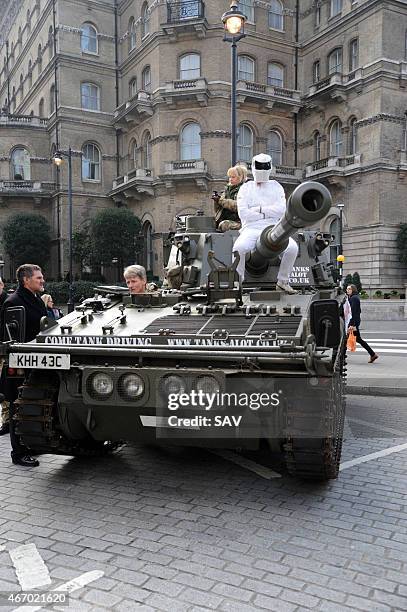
(289, 265, 311, 285)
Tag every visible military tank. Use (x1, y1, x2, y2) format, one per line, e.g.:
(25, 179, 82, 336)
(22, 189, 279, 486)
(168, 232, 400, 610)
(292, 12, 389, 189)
(4, 181, 347, 480)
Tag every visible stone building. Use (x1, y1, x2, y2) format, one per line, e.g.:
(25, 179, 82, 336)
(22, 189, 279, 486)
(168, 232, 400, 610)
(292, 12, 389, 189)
(0, 0, 406, 291)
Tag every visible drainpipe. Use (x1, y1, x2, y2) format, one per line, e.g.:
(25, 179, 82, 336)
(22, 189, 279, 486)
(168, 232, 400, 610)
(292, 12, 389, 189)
(114, 0, 120, 178)
(6, 41, 10, 113)
(294, 0, 299, 168)
(53, 0, 62, 278)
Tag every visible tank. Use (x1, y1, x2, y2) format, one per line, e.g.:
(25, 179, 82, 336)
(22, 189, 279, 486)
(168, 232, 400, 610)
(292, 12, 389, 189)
(4, 181, 347, 480)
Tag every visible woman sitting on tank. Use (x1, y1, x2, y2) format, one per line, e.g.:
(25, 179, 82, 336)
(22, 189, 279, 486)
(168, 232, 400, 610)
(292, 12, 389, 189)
(212, 164, 247, 232)
(124, 264, 157, 294)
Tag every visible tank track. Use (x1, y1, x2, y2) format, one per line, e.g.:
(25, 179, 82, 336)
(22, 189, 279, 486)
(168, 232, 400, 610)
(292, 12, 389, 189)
(13, 372, 122, 457)
(282, 343, 347, 481)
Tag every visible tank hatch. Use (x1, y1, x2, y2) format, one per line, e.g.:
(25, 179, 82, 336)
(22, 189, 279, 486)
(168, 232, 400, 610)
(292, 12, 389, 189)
(143, 314, 301, 336)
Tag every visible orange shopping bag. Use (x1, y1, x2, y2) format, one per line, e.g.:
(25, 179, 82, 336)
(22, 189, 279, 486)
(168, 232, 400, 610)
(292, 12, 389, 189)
(347, 329, 356, 352)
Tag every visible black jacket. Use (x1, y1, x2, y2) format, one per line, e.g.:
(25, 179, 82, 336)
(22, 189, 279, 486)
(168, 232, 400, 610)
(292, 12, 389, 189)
(348, 293, 361, 327)
(1, 286, 47, 342)
(0, 291, 7, 307)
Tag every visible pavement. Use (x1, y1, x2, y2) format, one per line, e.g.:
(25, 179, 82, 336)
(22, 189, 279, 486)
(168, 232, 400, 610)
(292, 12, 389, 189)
(345, 320, 407, 397)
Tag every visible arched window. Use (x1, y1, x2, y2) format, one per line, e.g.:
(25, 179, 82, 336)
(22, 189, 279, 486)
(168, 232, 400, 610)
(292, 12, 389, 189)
(39, 98, 45, 118)
(349, 118, 357, 155)
(237, 124, 253, 162)
(269, 0, 284, 31)
(81, 83, 100, 110)
(238, 55, 255, 81)
(349, 39, 358, 71)
(48, 26, 53, 59)
(328, 48, 342, 74)
(180, 53, 200, 80)
(142, 66, 151, 91)
(11, 147, 30, 180)
(267, 63, 284, 87)
(330, 0, 342, 17)
(312, 60, 320, 83)
(143, 221, 153, 274)
(19, 73, 24, 100)
(267, 130, 283, 165)
(141, 3, 150, 38)
(28, 60, 33, 88)
(180, 123, 201, 160)
(82, 143, 101, 181)
(238, 0, 254, 22)
(50, 84, 55, 114)
(128, 18, 136, 53)
(37, 44, 42, 74)
(132, 141, 138, 167)
(143, 132, 152, 169)
(81, 23, 98, 54)
(330, 119, 343, 156)
(313, 131, 322, 161)
(129, 78, 137, 98)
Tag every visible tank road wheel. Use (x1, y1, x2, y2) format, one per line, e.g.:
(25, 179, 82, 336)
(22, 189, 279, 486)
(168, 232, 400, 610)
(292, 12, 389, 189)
(14, 371, 121, 458)
(283, 345, 347, 481)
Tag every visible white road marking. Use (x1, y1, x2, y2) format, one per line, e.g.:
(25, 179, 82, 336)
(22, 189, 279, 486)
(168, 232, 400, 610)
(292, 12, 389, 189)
(354, 348, 407, 354)
(340, 442, 407, 471)
(361, 338, 407, 342)
(12, 570, 104, 612)
(9, 544, 51, 590)
(347, 416, 407, 437)
(211, 449, 281, 479)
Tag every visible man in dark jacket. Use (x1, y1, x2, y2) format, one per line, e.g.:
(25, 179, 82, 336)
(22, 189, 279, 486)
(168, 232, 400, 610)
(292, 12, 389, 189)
(346, 283, 378, 363)
(1, 264, 47, 466)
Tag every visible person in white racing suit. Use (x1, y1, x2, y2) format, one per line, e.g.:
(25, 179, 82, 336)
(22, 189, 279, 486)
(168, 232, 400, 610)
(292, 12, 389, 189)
(233, 153, 298, 294)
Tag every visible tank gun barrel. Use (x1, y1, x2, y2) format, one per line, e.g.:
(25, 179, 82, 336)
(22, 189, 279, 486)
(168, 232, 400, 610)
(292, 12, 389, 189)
(246, 181, 332, 273)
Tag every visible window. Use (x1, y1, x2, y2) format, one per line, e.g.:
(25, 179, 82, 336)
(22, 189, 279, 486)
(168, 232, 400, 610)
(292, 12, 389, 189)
(19, 73, 24, 99)
(128, 18, 136, 53)
(238, 0, 254, 22)
(39, 98, 44, 117)
(237, 124, 253, 162)
(315, 5, 321, 27)
(28, 60, 32, 88)
(330, 0, 342, 17)
(180, 53, 200, 80)
(267, 130, 282, 165)
(313, 60, 320, 83)
(330, 120, 343, 156)
(81, 83, 100, 110)
(142, 66, 151, 91)
(37, 44, 42, 74)
(141, 3, 150, 38)
(129, 78, 137, 98)
(143, 132, 152, 169)
(48, 26, 53, 59)
(50, 84, 55, 113)
(11, 148, 30, 180)
(267, 63, 284, 87)
(81, 23, 98, 54)
(349, 39, 358, 71)
(180, 123, 201, 160)
(132, 141, 138, 167)
(27, 9, 31, 34)
(349, 118, 357, 154)
(314, 131, 322, 161)
(82, 143, 101, 181)
(269, 0, 284, 31)
(238, 55, 254, 82)
(328, 48, 342, 74)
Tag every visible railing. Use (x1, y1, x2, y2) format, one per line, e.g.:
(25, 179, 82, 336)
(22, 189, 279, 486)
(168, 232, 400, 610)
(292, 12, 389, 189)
(315, 76, 332, 90)
(274, 165, 297, 176)
(274, 86, 294, 99)
(113, 169, 152, 189)
(164, 159, 207, 173)
(309, 158, 330, 171)
(0, 114, 47, 127)
(167, 0, 204, 23)
(0, 180, 56, 191)
(245, 81, 266, 93)
(174, 79, 198, 89)
(306, 155, 361, 174)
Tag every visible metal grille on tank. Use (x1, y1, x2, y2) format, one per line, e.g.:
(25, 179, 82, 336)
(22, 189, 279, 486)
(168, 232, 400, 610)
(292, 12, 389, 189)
(143, 315, 301, 336)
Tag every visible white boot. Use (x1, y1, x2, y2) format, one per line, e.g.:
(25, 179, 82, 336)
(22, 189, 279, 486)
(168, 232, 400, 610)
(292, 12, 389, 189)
(276, 281, 298, 295)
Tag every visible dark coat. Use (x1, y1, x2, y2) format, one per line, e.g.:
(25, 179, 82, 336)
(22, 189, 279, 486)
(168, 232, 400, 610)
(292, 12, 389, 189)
(1, 286, 47, 342)
(348, 293, 361, 327)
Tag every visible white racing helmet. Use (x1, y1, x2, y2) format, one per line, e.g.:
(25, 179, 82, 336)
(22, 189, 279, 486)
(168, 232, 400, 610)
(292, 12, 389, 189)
(252, 153, 272, 183)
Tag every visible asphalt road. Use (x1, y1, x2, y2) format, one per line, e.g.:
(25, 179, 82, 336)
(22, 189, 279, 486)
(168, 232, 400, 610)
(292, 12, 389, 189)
(0, 394, 407, 612)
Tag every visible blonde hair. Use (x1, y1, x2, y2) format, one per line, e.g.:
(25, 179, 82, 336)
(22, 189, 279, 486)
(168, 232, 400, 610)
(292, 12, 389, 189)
(41, 294, 52, 307)
(227, 164, 247, 184)
(123, 264, 147, 281)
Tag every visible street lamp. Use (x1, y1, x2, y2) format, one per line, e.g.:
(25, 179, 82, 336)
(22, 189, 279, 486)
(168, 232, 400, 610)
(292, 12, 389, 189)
(53, 147, 74, 313)
(336, 202, 345, 287)
(222, 0, 247, 166)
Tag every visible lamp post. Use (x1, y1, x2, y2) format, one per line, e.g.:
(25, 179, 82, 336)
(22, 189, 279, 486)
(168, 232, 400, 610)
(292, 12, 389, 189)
(336, 202, 345, 287)
(53, 147, 74, 312)
(222, 1, 247, 166)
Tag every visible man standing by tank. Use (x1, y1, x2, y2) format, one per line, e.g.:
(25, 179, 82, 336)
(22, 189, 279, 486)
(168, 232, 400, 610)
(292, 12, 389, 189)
(233, 153, 299, 294)
(1, 264, 47, 466)
(0, 277, 9, 435)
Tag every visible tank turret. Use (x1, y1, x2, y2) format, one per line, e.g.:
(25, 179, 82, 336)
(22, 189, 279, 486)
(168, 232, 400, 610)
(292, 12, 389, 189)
(245, 181, 332, 275)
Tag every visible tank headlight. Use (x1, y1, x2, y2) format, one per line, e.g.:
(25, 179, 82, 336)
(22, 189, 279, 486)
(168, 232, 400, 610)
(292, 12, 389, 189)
(161, 375, 186, 397)
(195, 375, 220, 395)
(119, 373, 145, 400)
(89, 372, 114, 398)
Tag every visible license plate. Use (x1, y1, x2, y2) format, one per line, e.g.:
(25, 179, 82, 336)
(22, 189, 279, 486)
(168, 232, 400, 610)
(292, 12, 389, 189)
(9, 353, 71, 370)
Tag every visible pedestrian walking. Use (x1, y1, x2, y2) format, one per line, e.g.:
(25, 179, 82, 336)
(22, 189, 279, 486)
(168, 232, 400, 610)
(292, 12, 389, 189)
(346, 283, 378, 363)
